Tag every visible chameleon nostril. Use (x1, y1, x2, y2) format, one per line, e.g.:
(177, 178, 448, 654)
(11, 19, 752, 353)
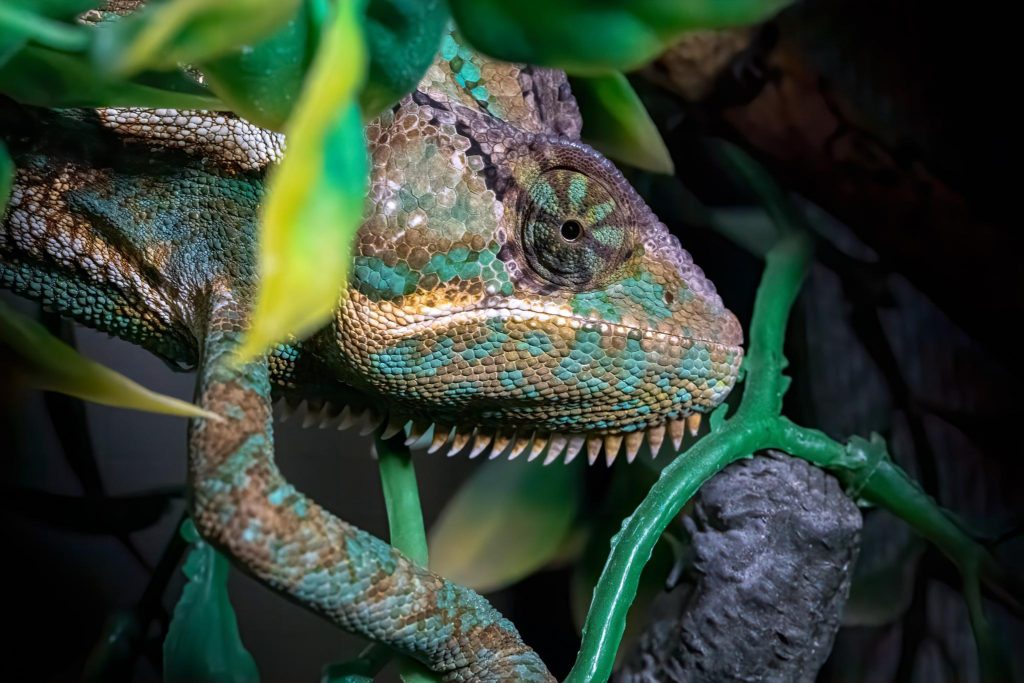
(664, 290, 675, 305)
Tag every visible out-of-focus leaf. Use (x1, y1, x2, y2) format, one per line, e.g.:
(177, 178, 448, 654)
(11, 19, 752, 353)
(0, 1, 89, 52)
(0, 299, 220, 420)
(93, 0, 301, 77)
(429, 456, 582, 594)
(82, 611, 140, 683)
(0, 141, 12, 213)
(571, 72, 673, 174)
(842, 511, 926, 627)
(449, 0, 791, 75)
(361, 0, 448, 116)
(165, 520, 259, 683)
(7, 0, 98, 22)
(200, 5, 315, 130)
(234, 1, 367, 363)
(0, 44, 221, 108)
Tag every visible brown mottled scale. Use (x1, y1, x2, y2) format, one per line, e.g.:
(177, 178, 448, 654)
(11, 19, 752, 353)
(1, 32, 742, 469)
(1, 33, 746, 681)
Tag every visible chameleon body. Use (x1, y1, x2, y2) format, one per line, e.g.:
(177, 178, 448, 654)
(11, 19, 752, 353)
(1, 34, 742, 682)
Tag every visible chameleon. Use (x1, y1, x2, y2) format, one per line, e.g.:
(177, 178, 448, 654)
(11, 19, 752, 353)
(0, 32, 743, 682)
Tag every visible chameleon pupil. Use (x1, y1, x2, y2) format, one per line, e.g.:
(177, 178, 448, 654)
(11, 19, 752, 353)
(560, 220, 583, 242)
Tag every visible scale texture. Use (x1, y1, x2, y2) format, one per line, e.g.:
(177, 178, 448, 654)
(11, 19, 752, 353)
(1, 31, 743, 681)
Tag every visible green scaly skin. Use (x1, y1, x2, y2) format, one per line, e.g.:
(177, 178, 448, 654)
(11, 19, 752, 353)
(0, 35, 742, 682)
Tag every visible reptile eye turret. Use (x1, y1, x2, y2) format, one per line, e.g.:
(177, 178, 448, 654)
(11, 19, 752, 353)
(521, 169, 630, 286)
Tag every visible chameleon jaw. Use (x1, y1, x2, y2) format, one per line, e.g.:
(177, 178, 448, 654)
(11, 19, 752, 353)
(277, 397, 705, 466)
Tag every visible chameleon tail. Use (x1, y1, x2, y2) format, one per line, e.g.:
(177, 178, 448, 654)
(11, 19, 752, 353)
(188, 290, 554, 683)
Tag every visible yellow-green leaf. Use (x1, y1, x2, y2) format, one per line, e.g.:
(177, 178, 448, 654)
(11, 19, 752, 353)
(234, 0, 368, 363)
(94, 0, 301, 77)
(0, 299, 219, 420)
(571, 72, 674, 174)
(428, 457, 582, 594)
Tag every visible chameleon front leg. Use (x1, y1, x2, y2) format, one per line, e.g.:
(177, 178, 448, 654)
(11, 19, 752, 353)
(188, 291, 554, 683)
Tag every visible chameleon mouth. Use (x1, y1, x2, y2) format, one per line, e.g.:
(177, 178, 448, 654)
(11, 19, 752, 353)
(276, 398, 706, 466)
(382, 302, 736, 348)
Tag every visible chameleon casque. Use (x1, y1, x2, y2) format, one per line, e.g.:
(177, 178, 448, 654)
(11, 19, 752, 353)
(1, 32, 743, 682)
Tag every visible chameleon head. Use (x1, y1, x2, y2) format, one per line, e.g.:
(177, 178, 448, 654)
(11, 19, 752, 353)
(331, 100, 743, 464)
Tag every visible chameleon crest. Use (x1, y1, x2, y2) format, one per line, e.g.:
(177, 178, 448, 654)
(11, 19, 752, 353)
(315, 34, 743, 463)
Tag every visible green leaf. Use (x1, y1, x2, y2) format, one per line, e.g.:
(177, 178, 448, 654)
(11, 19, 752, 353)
(234, 0, 367, 362)
(165, 520, 259, 683)
(0, 2, 89, 52)
(449, 0, 792, 75)
(361, 0, 449, 116)
(7, 0, 98, 22)
(0, 299, 220, 420)
(0, 44, 222, 108)
(199, 5, 316, 131)
(428, 456, 582, 594)
(93, 0, 301, 77)
(570, 72, 674, 174)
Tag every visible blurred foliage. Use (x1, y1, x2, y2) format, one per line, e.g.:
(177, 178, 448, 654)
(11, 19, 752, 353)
(571, 72, 674, 175)
(448, 0, 790, 75)
(0, 298, 218, 418)
(429, 455, 582, 594)
(91, 0, 300, 76)
(164, 520, 259, 683)
(233, 1, 367, 362)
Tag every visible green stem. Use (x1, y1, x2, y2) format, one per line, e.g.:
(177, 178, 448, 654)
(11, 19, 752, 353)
(376, 434, 428, 565)
(375, 435, 439, 683)
(736, 231, 811, 419)
(566, 207, 814, 682)
(564, 422, 766, 683)
(567, 144, 1019, 681)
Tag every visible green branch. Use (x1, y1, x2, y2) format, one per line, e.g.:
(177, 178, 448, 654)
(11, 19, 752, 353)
(565, 150, 1019, 683)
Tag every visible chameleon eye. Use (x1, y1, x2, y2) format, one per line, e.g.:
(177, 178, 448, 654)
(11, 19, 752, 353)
(559, 220, 583, 242)
(522, 169, 629, 287)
